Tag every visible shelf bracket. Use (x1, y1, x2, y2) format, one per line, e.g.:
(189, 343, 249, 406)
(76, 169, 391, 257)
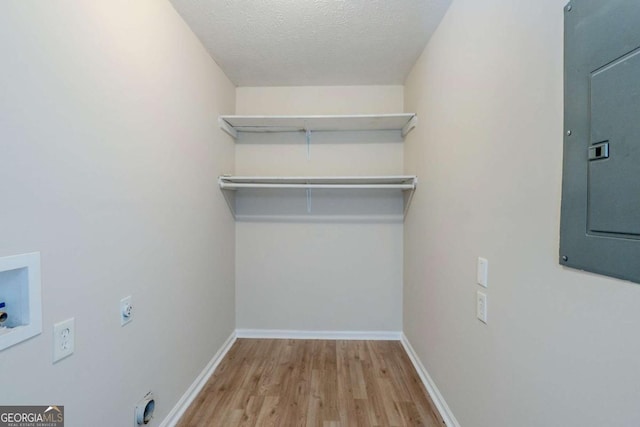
(305, 129, 312, 160)
(218, 176, 237, 218)
(219, 117, 238, 139)
(401, 115, 418, 138)
(403, 177, 418, 219)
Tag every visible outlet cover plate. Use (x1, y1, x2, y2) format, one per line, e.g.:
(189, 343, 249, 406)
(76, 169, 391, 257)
(476, 291, 488, 324)
(120, 296, 133, 326)
(53, 318, 75, 363)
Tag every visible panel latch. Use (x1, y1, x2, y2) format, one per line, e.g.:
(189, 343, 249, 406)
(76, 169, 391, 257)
(588, 142, 609, 160)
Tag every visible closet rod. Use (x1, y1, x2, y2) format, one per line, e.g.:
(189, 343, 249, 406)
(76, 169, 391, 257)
(219, 183, 416, 190)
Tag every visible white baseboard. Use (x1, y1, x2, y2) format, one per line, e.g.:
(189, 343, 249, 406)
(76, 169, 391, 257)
(400, 333, 460, 427)
(159, 331, 237, 427)
(235, 329, 402, 341)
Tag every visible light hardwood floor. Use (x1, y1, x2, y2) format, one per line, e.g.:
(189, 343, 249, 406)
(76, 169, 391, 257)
(177, 339, 445, 426)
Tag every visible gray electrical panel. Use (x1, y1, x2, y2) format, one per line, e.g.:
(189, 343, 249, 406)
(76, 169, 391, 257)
(560, 0, 640, 283)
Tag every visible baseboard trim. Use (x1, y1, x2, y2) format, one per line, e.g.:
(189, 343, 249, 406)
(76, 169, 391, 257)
(159, 331, 237, 427)
(235, 329, 402, 341)
(400, 333, 461, 427)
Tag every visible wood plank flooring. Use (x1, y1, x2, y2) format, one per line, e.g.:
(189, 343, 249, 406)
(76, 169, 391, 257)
(177, 339, 444, 427)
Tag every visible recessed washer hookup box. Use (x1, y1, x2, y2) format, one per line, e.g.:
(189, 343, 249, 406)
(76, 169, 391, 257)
(0, 252, 42, 351)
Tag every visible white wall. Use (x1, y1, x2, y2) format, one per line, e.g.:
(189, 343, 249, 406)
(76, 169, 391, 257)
(404, 0, 640, 426)
(235, 86, 404, 332)
(0, 1, 236, 425)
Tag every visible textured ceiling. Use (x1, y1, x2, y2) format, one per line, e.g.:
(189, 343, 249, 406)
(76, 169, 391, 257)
(169, 0, 452, 86)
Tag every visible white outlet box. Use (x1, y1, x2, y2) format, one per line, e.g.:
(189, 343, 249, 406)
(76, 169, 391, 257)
(477, 257, 488, 287)
(53, 318, 75, 363)
(120, 296, 133, 326)
(476, 291, 488, 324)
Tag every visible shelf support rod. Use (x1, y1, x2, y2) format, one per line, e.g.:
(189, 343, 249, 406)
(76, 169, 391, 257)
(306, 188, 312, 213)
(305, 129, 312, 160)
(219, 183, 416, 190)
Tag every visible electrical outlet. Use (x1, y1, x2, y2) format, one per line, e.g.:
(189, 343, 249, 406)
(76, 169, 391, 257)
(121, 296, 133, 326)
(476, 291, 488, 324)
(53, 318, 75, 363)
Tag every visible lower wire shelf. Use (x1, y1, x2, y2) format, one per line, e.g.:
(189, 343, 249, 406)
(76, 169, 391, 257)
(218, 175, 418, 219)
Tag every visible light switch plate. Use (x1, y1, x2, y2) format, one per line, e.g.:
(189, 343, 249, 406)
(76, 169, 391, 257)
(477, 257, 488, 287)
